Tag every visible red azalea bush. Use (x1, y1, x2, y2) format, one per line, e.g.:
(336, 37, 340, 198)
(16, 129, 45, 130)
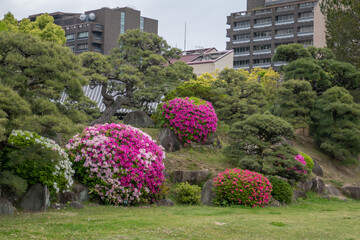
(66, 123, 165, 205)
(213, 168, 272, 207)
(160, 97, 218, 145)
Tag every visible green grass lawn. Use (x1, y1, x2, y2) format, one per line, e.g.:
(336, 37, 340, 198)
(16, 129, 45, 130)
(1, 195, 359, 240)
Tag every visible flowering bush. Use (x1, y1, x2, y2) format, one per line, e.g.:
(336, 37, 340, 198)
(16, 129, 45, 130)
(160, 97, 217, 145)
(300, 152, 314, 172)
(66, 123, 165, 205)
(294, 154, 308, 175)
(5, 130, 74, 195)
(213, 168, 272, 207)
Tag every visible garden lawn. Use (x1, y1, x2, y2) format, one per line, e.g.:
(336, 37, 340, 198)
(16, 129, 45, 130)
(0, 195, 359, 240)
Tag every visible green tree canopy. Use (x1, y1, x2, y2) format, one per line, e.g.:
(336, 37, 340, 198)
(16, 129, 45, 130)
(320, 0, 360, 69)
(272, 80, 316, 129)
(0, 12, 66, 44)
(272, 44, 312, 63)
(311, 86, 360, 163)
(81, 29, 195, 125)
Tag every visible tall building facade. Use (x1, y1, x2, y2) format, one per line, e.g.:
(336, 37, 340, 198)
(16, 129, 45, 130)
(226, 0, 326, 70)
(29, 7, 158, 54)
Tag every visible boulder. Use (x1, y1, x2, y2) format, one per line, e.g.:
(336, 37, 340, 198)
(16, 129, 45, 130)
(191, 133, 222, 150)
(311, 177, 325, 194)
(123, 111, 154, 128)
(312, 159, 324, 177)
(20, 184, 50, 212)
(158, 128, 181, 152)
(69, 201, 84, 209)
(157, 199, 174, 207)
(297, 179, 313, 192)
(293, 190, 307, 200)
(173, 170, 209, 185)
(72, 184, 90, 203)
(0, 197, 15, 216)
(319, 194, 331, 200)
(201, 179, 216, 206)
(268, 197, 282, 207)
(341, 185, 360, 200)
(325, 184, 342, 197)
(51, 203, 66, 210)
(59, 191, 76, 204)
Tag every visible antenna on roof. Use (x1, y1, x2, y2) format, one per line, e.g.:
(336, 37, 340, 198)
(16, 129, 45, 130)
(184, 22, 187, 51)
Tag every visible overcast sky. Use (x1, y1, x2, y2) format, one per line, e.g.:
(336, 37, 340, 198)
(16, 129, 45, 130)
(0, 0, 247, 51)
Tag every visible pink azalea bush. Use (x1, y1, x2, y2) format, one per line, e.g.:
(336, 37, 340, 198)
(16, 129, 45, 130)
(66, 123, 165, 205)
(294, 154, 308, 175)
(160, 97, 218, 145)
(213, 168, 272, 207)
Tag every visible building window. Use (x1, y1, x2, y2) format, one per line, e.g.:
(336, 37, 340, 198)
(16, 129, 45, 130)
(140, 16, 144, 32)
(120, 12, 125, 34)
(299, 2, 317, 9)
(253, 58, 271, 64)
(254, 8, 272, 15)
(78, 32, 89, 39)
(276, 14, 294, 22)
(234, 33, 250, 40)
(298, 26, 314, 33)
(299, 12, 314, 19)
(77, 43, 88, 51)
(276, 5, 295, 12)
(65, 33, 75, 41)
(234, 60, 250, 66)
(234, 47, 250, 53)
(253, 44, 271, 51)
(254, 17, 272, 25)
(275, 28, 294, 36)
(68, 45, 75, 52)
(234, 20, 250, 27)
(298, 40, 313, 46)
(254, 31, 272, 38)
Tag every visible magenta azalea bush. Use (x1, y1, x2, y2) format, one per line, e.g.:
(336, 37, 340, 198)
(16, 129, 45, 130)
(66, 123, 165, 205)
(294, 154, 308, 175)
(213, 168, 272, 207)
(160, 97, 218, 145)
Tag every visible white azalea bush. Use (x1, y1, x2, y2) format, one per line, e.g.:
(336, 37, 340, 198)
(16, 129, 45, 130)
(4, 130, 74, 196)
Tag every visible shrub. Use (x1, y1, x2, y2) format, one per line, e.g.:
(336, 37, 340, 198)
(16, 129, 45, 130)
(172, 182, 201, 205)
(66, 123, 165, 205)
(213, 168, 272, 207)
(0, 170, 28, 197)
(268, 176, 293, 204)
(159, 97, 218, 145)
(3, 130, 74, 196)
(300, 152, 314, 172)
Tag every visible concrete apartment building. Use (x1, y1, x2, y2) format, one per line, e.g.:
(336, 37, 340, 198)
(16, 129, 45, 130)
(226, 0, 326, 70)
(29, 7, 158, 54)
(172, 48, 234, 76)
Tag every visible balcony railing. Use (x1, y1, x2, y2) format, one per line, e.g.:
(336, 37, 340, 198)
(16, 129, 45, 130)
(297, 32, 313, 37)
(253, 50, 272, 55)
(253, 36, 272, 42)
(275, 20, 294, 25)
(234, 65, 250, 69)
(234, 52, 250, 57)
(254, 23, 272, 28)
(233, 25, 250, 31)
(298, 17, 314, 23)
(274, 61, 287, 67)
(253, 63, 271, 68)
(233, 39, 250, 44)
(275, 34, 294, 39)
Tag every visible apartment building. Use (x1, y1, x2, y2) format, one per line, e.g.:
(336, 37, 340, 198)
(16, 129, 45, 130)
(226, 0, 326, 70)
(29, 7, 158, 54)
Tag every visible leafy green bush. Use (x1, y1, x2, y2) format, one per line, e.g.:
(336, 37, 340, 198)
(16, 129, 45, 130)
(300, 152, 314, 172)
(172, 182, 201, 205)
(0, 170, 28, 197)
(268, 176, 293, 204)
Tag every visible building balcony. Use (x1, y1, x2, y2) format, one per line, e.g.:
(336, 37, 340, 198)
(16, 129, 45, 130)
(233, 26, 250, 31)
(253, 36, 272, 42)
(234, 65, 250, 69)
(253, 50, 272, 55)
(265, 0, 301, 6)
(233, 39, 250, 44)
(275, 20, 294, 26)
(298, 17, 314, 23)
(275, 34, 294, 39)
(297, 32, 314, 37)
(91, 24, 103, 32)
(274, 61, 287, 67)
(234, 52, 250, 57)
(233, 11, 252, 18)
(254, 23, 272, 29)
(92, 36, 103, 44)
(253, 63, 271, 68)
(76, 48, 88, 53)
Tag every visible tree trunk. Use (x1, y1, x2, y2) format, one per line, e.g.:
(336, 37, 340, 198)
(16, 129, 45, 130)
(89, 100, 124, 125)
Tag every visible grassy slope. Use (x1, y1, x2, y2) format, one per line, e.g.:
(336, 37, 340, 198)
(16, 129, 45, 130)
(1, 195, 359, 240)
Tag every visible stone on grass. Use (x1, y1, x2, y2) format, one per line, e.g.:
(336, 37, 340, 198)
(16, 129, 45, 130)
(312, 159, 324, 177)
(297, 179, 313, 192)
(201, 179, 216, 206)
(293, 190, 307, 200)
(158, 128, 181, 152)
(173, 170, 209, 185)
(72, 183, 90, 203)
(0, 197, 15, 216)
(325, 184, 342, 196)
(59, 191, 76, 204)
(157, 199, 174, 207)
(123, 111, 154, 128)
(51, 203, 66, 210)
(311, 177, 325, 194)
(69, 201, 84, 209)
(341, 185, 360, 200)
(268, 197, 282, 207)
(20, 184, 50, 212)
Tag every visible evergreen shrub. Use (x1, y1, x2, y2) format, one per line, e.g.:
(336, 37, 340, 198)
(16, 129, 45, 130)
(172, 182, 201, 205)
(268, 176, 293, 204)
